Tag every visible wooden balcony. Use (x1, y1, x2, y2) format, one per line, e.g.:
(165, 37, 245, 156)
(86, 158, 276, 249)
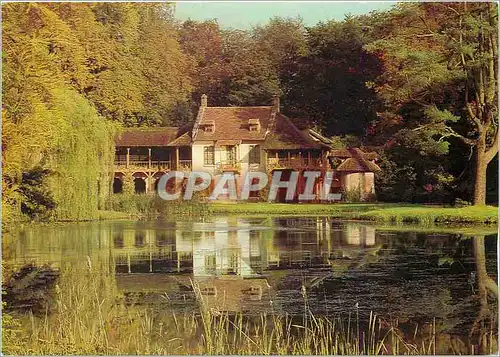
(114, 160, 190, 172)
(267, 157, 323, 170)
(216, 160, 241, 173)
(178, 160, 192, 171)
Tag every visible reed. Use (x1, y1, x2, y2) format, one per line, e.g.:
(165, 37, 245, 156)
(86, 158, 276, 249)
(105, 193, 210, 219)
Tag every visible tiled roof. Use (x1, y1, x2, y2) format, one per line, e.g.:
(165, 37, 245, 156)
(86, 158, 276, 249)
(116, 127, 179, 147)
(193, 106, 274, 141)
(215, 140, 242, 146)
(263, 114, 324, 150)
(331, 148, 379, 160)
(330, 148, 353, 158)
(335, 148, 381, 172)
(166, 131, 191, 146)
(308, 129, 334, 145)
(166, 125, 193, 147)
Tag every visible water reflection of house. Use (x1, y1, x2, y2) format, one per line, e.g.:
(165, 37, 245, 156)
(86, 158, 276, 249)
(114, 273, 273, 314)
(195, 277, 272, 313)
(184, 218, 256, 276)
(344, 225, 376, 246)
(112, 218, 261, 276)
(111, 218, 377, 276)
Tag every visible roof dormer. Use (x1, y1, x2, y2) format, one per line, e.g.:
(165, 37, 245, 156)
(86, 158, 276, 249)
(203, 120, 215, 133)
(248, 118, 261, 132)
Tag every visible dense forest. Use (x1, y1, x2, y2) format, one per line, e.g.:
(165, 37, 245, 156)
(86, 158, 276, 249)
(2, 2, 498, 222)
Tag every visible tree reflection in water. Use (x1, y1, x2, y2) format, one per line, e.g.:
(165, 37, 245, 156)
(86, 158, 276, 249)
(471, 235, 498, 354)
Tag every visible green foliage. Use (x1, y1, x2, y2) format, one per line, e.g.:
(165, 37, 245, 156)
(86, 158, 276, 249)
(375, 149, 458, 204)
(357, 205, 498, 224)
(3, 2, 498, 220)
(18, 167, 56, 219)
(344, 187, 362, 203)
(365, 2, 498, 204)
(209, 202, 497, 225)
(284, 16, 383, 135)
(329, 135, 362, 149)
(179, 21, 281, 107)
(2, 3, 117, 222)
(106, 193, 210, 219)
(46, 88, 117, 220)
(60, 3, 192, 126)
(122, 175, 135, 196)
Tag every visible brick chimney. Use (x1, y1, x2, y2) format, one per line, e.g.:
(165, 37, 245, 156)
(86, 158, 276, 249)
(201, 94, 208, 107)
(273, 94, 280, 113)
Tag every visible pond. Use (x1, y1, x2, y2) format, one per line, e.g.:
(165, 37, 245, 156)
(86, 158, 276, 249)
(2, 217, 498, 355)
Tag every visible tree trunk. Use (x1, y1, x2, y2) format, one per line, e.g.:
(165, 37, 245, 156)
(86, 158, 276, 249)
(473, 145, 488, 206)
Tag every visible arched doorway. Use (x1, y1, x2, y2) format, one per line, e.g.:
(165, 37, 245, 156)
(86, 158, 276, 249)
(134, 177, 146, 194)
(113, 177, 123, 194)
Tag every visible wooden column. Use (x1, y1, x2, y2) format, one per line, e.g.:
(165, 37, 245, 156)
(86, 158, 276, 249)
(126, 148, 130, 168)
(149, 250, 152, 272)
(148, 148, 152, 169)
(175, 147, 179, 170)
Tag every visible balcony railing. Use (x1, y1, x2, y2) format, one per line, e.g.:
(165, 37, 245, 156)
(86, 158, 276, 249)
(267, 157, 323, 170)
(178, 160, 192, 171)
(216, 160, 241, 173)
(115, 160, 171, 171)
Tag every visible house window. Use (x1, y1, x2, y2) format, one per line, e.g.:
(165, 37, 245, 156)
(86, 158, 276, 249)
(222, 145, 236, 164)
(248, 119, 261, 132)
(249, 145, 260, 164)
(204, 146, 214, 165)
(205, 255, 216, 274)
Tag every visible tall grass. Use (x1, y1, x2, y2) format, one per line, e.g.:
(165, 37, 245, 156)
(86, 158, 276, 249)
(3, 258, 498, 355)
(105, 193, 210, 220)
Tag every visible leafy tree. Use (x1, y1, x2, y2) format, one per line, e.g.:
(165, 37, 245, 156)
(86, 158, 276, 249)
(179, 19, 230, 106)
(2, 3, 116, 221)
(136, 4, 192, 126)
(366, 3, 498, 205)
(223, 28, 280, 105)
(18, 168, 56, 219)
(252, 16, 308, 99)
(179, 20, 280, 107)
(52, 3, 192, 126)
(284, 16, 383, 135)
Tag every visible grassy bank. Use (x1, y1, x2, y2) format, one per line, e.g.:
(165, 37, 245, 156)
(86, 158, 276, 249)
(209, 202, 498, 224)
(355, 205, 498, 224)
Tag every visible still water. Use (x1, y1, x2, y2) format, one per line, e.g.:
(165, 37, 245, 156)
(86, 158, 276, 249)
(3, 217, 498, 338)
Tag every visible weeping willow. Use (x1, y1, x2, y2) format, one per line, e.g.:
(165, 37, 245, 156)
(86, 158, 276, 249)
(2, 87, 117, 222)
(46, 89, 117, 221)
